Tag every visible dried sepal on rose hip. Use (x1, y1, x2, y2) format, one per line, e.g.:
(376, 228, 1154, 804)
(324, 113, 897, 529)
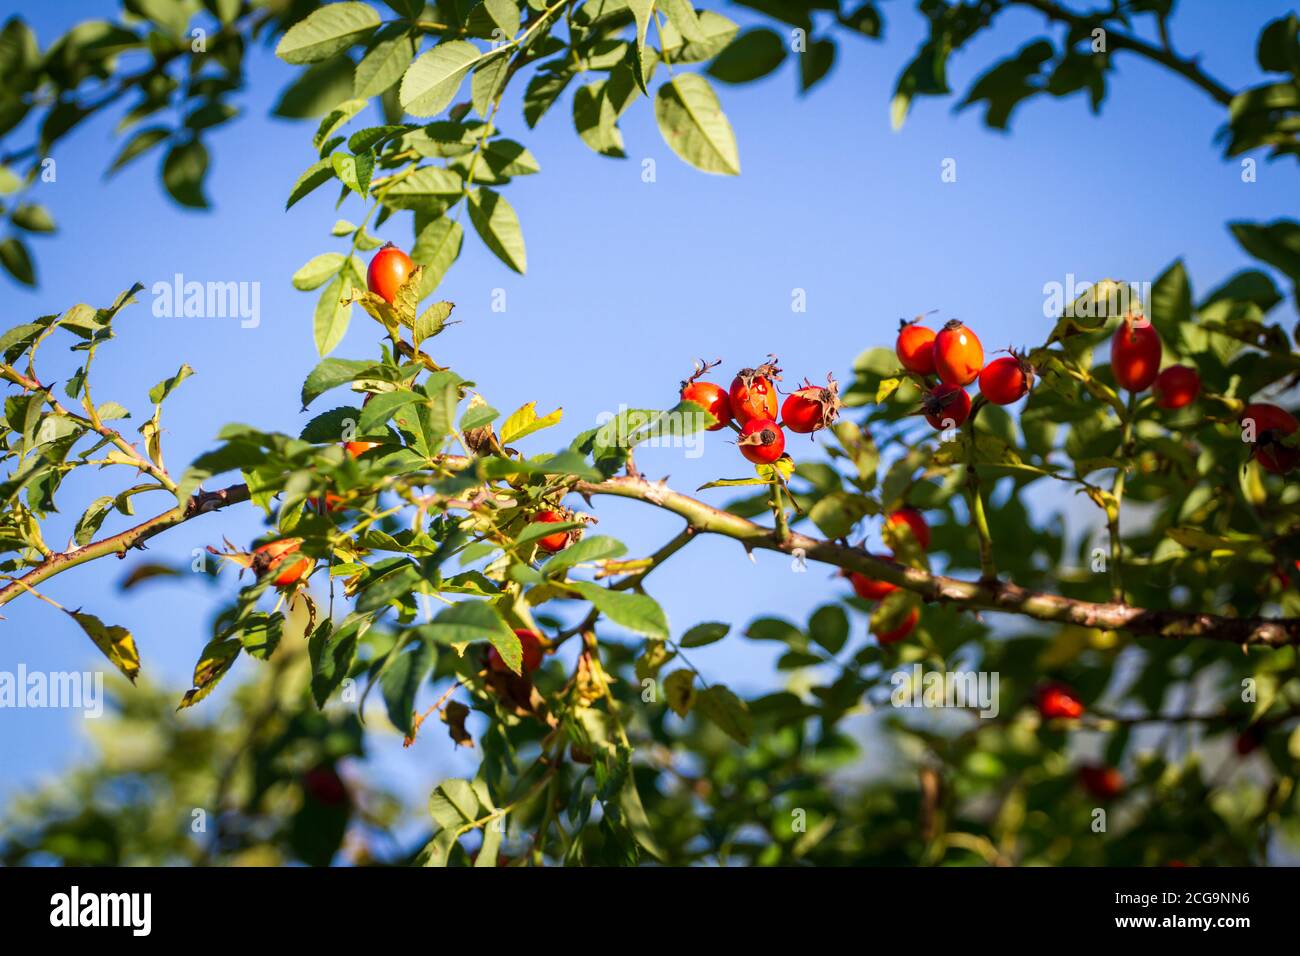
(729, 356, 782, 424)
(737, 418, 786, 464)
(921, 382, 970, 430)
(679, 357, 733, 432)
(780, 373, 840, 434)
(1240, 402, 1299, 474)
(978, 350, 1035, 405)
(252, 538, 313, 588)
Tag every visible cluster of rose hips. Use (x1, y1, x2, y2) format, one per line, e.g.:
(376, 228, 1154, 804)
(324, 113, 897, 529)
(1109, 314, 1297, 473)
(679, 358, 840, 465)
(895, 318, 1025, 429)
(845, 507, 931, 644)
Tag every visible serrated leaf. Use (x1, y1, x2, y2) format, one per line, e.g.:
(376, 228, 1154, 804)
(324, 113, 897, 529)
(276, 1, 381, 64)
(570, 581, 668, 641)
(355, 31, 418, 98)
(466, 187, 526, 273)
(381, 636, 436, 734)
(301, 357, 376, 407)
(287, 157, 337, 209)
(293, 252, 346, 291)
(654, 73, 739, 175)
(400, 40, 488, 117)
(310, 613, 371, 707)
(500, 401, 561, 444)
(179, 637, 239, 709)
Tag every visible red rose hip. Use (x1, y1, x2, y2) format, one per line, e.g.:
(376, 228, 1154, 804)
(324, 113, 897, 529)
(895, 321, 937, 376)
(933, 320, 983, 387)
(978, 355, 1032, 405)
(738, 418, 785, 464)
(367, 243, 415, 304)
(1110, 317, 1162, 392)
(1153, 365, 1199, 410)
(923, 383, 970, 429)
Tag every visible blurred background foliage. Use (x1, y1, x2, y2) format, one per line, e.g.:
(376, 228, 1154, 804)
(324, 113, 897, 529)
(1, 0, 1299, 866)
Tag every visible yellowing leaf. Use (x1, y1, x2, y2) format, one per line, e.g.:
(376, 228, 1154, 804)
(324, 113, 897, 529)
(68, 611, 140, 683)
(500, 401, 562, 444)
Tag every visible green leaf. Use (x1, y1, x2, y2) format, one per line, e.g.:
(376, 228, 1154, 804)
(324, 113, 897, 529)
(569, 581, 668, 641)
(315, 271, 359, 356)
(482, 0, 520, 38)
(466, 187, 526, 273)
(0, 237, 35, 286)
(310, 614, 371, 707)
(276, 1, 381, 64)
(381, 636, 436, 735)
(680, 621, 729, 648)
(471, 51, 511, 118)
(162, 139, 209, 208)
(314, 97, 369, 150)
(359, 389, 420, 431)
(707, 28, 786, 84)
(10, 203, 55, 233)
(355, 31, 418, 98)
(301, 357, 376, 407)
(332, 149, 375, 196)
(422, 600, 519, 669)
(275, 57, 359, 119)
(808, 604, 848, 654)
(293, 252, 346, 291)
(654, 73, 740, 175)
(480, 139, 540, 177)
(411, 217, 463, 294)
(542, 535, 628, 575)
(1150, 259, 1192, 342)
(148, 363, 194, 404)
(429, 778, 481, 828)
(661, 9, 738, 62)
(379, 165, 464, 207)
(399, 40, 488, 117)
(626, 0, 656, 93)
(524, 66, 573, 127)
(460, 402, 498, 431)
(73, 496, 115, 547)
(695, 684, 752, 745)
(107, 126, 172, 176)
(574, 81, 626, 158)
(808, 490, 876, 539)
(287, 157, 336, 210)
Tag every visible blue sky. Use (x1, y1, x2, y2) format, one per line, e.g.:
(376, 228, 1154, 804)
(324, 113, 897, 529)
(2, 1, 1297, 813)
